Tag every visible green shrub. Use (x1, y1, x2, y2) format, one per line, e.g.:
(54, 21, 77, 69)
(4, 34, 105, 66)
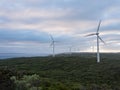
(0, 69, 15, 90)
(11, 74, 41, 90)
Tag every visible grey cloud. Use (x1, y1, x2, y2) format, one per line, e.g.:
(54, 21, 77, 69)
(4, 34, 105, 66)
(102, 23, 120, 31)
(0, 0, 120, 54)
(0, 29, 50, 43)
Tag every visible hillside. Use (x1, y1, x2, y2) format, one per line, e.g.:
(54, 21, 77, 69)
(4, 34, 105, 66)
(0, 53, 120, 89)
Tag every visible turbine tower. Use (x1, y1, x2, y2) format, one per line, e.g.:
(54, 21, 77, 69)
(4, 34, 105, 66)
(86, 20, 105, 63)
(69, 46, 72, 55)
(50, 35, 56, 57)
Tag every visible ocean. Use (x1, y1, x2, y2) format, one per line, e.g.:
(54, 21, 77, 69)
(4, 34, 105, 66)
(0, 53, 48, 59)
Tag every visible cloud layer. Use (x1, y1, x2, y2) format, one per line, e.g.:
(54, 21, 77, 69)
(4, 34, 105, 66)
(0, 0, 120, 55)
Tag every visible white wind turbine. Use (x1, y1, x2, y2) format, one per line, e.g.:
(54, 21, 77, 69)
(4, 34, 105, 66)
(90, 40, 95, 53)
(69, 46, 73, 55)
(50, 35, 57, 57)
(86, 20, 105, 63)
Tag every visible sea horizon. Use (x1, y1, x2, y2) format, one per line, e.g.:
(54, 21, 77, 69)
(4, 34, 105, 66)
(0, 53, 49, 59)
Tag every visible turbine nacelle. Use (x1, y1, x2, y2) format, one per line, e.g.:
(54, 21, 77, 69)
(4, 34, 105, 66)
(96, 33, 99, 35)
(86, 33, 105, 44)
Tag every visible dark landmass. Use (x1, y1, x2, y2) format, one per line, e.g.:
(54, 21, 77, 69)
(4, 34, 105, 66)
(0, 53, 120, 90)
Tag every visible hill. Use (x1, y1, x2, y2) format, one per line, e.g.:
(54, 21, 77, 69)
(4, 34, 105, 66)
(0, 53, 120, 89)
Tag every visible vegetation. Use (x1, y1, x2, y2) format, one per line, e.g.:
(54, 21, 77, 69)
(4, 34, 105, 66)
(0, 68, 15, 90)
(11, 74, 70, 90)
(0, 53, 120, 90)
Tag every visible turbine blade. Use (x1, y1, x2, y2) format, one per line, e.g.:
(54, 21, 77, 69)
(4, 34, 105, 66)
(97, 20, 102, 33)
(50, 34, 54, 41)
(98, 36, 105, 44)
(85, 33, 97, 37)
(50, 42, 54, 46)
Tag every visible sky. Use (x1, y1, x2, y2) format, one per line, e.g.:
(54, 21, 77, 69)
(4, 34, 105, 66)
(0, 0, 120, 56)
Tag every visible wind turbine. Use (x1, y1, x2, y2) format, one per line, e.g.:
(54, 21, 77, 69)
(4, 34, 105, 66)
(90, 40, 95, 53)
(69, 46, 73, 55)
(86, 20, 105, 63)
(91, 45, 95, 53)
(50, 35, 56, 57)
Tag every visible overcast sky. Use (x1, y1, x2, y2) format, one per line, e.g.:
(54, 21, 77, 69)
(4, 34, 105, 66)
(0, 0, 120, 56)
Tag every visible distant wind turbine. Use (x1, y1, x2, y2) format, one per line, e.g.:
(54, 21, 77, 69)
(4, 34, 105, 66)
(86, 20, 105, 63)
(69, 46, 73, 55)
(91, 45, 95, 53)
(90, 40, 95, 53)
(50, 35, 57, 57)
